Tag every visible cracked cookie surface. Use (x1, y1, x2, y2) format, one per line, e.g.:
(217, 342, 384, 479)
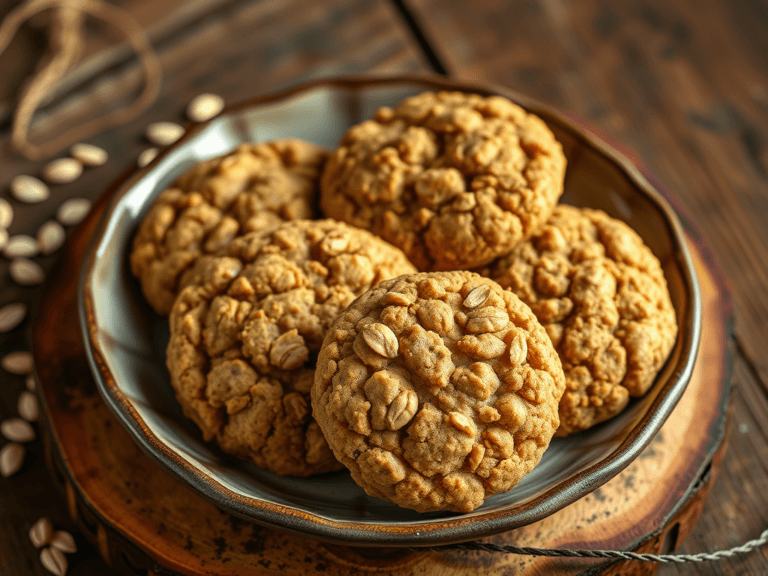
(489, 205, 678, 436)
(312, 271, 564, 511)
(166, 219, 417, 476)
(320, 91, 566, 270)
(131, 139, 327, 315)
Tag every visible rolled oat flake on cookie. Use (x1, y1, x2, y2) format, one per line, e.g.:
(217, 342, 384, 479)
(489, 205, 678, 435)
(312, 271, 565, 512)
(320, 91, 567, 270)
(165, 219, 416, 477)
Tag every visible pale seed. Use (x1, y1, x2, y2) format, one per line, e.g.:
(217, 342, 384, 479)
(37, 220, 66, 255)
(50, 531, 77, 554)
(320, 232, 349, 256)
(269, 331, 309, 370)
(26, 375, 36, 391)
(385, 390, 418, 430)
(0, 197, 14, 227)
(40, 547, 68, 576)
(381, 291, 412, 306)
(137, 147, 158, 167)
(56, 198, 91, 226)
(145, 121, 184, 146)
(42, 158, 83, 184)
(508, 332, 528, 367)
(0, 303, 27, 333)
(10, 175, 50, 203)
(466, 307, 509, 334)
(29, 517, 53, 547)
(1, 418, 36, 443)
(0, 443, 25, 477)
(448, 411, 477, 437)
(4, 234, 39, 258)
(10, 258, 45, 285)
(463, 285, 491, 309)
(70, 143, 108, 166)
(0, 228, 7, 251)
(18, 391, 39, 422)
(361, 323, 399, 358)
(186, 93, 225, 122)
(2, 351, 33, 374)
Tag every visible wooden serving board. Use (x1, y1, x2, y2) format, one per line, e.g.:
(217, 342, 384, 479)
(31, 182, 733, 576)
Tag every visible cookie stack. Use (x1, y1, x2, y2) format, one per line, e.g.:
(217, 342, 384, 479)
(130, 91, 677, 513)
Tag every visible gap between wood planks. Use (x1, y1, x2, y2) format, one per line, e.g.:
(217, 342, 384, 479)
(0, 0, 264, 132)
(4, 0, 767, 399)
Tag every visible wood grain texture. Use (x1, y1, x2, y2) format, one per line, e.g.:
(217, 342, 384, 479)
(403, 1, 768, 573)
(30, 185, 729, 576)
(406, 0, 768, 385)
(0, 2, 427, 575)
(0, 0, 761, 573)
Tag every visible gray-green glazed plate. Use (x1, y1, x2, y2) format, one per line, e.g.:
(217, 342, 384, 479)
(80, 74, 701, 546)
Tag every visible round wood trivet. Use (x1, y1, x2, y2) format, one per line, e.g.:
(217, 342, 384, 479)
(31, 185, 732, 576)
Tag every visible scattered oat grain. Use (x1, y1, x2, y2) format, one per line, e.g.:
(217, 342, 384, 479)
(40, 547, 68, 576)
(10, 258, 45, 285)
(37, 220, 66, 255)
(10, 175, 50, 203)
(137, 147, 158, 167)
(50, 531, 77, 554)
(186, 93, 224, 122)
(29, 517, 53, 547)
(3, 235, 39, 258)
(1, 418, 36, 443)
(70, 143, 107, 166)
(42, 158, 83, 184)
(0, 228, 7, 251)
(56, 198, 91, 226)
(2, 351, 33, 374)
(0, 197, 13, 228)
(145, 121, 184, 146)
(0, 443, 25, 477)
(0, 303, 27, 333)
(463, 285, 491, 309)
(26, 375, 36, 391)
(18, 391, 39, 422)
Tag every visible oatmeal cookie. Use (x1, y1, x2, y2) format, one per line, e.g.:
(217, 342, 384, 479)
(312, 271, 564, 511)
(320, 91, 566, 271)
(489, 205, 678, 436)
(167, 219, 416, 476)
(131, 139, 327, 315)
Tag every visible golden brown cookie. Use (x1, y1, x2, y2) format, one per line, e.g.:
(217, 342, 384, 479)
(312, 271, 564, 511)
(166, 219, 417, 476)
(489, 205, 678, 436)
(320, 91, 566, 271)
(131, 139, 327, 315)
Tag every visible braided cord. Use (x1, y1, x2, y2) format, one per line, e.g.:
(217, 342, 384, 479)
(405, 527, 768, 564)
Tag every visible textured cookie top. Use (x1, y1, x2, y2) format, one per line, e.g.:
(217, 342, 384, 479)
(320, 91, 566, 270)
(312, 271, 564, 512)
(131, 139, 327, 315)
(166, 219, 416, 476)
(490, 205, 678, 436)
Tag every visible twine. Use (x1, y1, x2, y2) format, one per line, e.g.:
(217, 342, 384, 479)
(404, 527, 768, 564)
(0, 0, 162, 160)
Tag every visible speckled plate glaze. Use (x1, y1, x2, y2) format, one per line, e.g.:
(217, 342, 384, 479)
(80, 75, 701, 546)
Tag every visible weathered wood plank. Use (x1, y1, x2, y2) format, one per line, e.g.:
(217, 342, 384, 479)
(0, 0, 243, 122)
(668, 354, 768, 575)
(0, 2, 428, 574)
(0, 0, 426, 291)
(406, 0, 768, 393)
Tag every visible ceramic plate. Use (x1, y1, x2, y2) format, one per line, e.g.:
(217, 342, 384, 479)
(80, 75, 701, 546)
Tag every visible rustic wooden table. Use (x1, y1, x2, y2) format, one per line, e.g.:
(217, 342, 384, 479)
(1, 1, 766, 575)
